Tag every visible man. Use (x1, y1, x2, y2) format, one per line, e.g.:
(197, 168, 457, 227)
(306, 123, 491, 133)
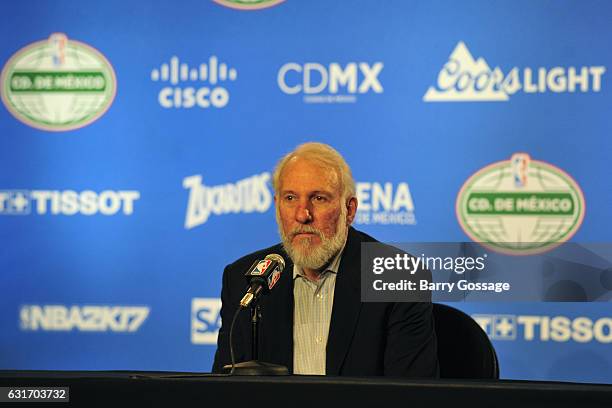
(212, 142, 438, 377)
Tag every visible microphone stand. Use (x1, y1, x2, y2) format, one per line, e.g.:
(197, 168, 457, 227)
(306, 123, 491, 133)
(251, 304, 260, 360)
(224, 302, 289, 376)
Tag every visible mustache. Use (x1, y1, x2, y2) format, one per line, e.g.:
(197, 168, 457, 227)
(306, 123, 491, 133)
(289, 225, 323, 239)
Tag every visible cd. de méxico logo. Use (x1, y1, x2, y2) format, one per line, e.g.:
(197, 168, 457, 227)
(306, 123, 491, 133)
(424, 41, 605, 102)
(1, 33, 117, 131)
(456, 153, 585, 255)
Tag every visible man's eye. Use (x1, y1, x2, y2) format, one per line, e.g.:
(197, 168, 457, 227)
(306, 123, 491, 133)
(284, 195, 295, 201)
(313, 195, 326, 202)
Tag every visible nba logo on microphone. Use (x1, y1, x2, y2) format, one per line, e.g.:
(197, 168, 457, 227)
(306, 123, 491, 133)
(191, 298, 222, 345)
(252, 259, 272, 276)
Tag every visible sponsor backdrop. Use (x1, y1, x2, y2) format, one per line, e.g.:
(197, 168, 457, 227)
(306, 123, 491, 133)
(0, 0, 611, 383)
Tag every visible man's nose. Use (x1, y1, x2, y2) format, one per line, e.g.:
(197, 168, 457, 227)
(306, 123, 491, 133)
(295, 204, 313, 224)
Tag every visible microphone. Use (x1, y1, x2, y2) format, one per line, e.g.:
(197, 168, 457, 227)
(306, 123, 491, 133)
(226, 253, 290, 375)
(239, 254, 286, 308)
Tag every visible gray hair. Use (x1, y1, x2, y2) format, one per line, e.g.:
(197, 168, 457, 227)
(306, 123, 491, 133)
(272, 142, 356, 201)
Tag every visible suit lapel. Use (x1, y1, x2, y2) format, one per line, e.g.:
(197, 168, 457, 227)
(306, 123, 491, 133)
(326, 228, 362, 375)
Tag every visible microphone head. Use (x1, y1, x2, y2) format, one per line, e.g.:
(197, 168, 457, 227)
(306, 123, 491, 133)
(240, 254, 287, 308)
(264, 253, 285, 270)
(264, 254, 285, 291)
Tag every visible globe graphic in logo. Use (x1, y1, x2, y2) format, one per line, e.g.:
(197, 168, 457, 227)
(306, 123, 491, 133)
(456, 153, 585, 255)
(1, 33, 116, 131)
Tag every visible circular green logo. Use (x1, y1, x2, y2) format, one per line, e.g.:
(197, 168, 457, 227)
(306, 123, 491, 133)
(1, 33, 116, 132)
(456, 153, 585, 255)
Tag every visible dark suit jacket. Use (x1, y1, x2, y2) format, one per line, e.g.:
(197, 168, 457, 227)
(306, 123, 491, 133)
(212, 227, 439, 377)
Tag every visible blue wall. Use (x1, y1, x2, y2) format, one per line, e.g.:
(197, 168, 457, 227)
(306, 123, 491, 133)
(1, 0, 611, 383)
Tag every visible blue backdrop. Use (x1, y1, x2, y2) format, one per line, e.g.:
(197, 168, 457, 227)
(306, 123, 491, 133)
(1, 0, 611, 383)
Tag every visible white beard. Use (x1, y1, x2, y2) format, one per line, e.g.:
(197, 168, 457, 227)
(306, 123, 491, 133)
(277, 205, 348, 271)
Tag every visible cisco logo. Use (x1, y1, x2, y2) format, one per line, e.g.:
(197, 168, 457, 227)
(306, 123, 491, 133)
(473, 314, 612, 343)
(191, 298, 222, 345)
(278, 62, 383, 103)
(151, 56, 237, 109)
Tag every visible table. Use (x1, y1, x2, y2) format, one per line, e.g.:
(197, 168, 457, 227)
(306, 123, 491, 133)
(1, 371, 610, 407)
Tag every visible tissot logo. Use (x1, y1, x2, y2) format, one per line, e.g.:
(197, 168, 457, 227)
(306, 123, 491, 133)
(278, 62, 383, 103)
(473, 314, 612, 343)
(424, 41, 605, 102)
(0, 190, 140, 216)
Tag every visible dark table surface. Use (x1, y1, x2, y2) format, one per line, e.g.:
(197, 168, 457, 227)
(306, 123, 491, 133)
(1, 371, 611, 407)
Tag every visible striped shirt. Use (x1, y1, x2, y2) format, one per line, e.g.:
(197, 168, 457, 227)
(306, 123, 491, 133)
(292, 246, 345, 375)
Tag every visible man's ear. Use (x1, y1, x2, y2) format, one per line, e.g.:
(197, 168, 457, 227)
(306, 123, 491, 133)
(346, 197, 358, 225)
